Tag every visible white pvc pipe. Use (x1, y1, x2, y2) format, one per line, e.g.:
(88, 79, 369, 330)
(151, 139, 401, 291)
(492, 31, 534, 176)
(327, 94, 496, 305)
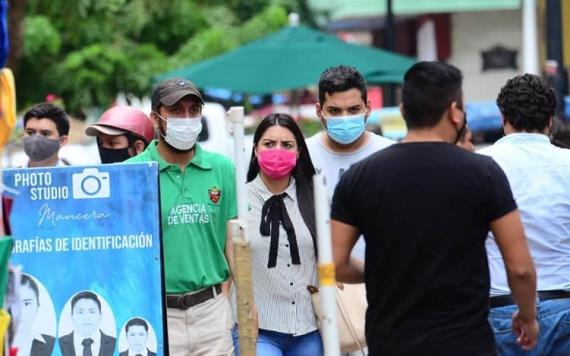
(522, 0, 539, 74)
(228, 107, 248, 225)
(313, 174, 340, 356)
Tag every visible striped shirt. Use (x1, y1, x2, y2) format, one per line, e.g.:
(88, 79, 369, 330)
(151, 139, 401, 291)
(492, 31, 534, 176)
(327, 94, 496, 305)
(247, 175, 318, 335)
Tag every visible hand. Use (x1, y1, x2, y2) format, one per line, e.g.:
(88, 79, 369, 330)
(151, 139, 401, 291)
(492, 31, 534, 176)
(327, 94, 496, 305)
(512, 311, 539, 351)
(221, 279, 231, 297)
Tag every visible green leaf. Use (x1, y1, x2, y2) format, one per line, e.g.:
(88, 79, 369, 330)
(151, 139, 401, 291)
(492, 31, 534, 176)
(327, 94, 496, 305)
(23, 16, 61, 57)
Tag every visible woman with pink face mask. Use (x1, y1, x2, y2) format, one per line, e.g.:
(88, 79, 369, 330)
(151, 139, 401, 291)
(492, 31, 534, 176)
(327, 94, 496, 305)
(242, 113, 322, 355)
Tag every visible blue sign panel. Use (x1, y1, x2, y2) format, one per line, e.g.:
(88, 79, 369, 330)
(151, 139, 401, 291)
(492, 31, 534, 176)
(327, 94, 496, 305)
(2, 163, 164, 356)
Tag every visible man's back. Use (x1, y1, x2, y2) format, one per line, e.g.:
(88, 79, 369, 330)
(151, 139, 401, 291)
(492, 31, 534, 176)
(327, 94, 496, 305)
(332, 142, 516, 355)
(479, 133, 570, 294)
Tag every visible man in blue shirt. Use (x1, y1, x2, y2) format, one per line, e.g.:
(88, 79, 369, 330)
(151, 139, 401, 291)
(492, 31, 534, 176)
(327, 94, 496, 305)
(479, 74, 570, 355)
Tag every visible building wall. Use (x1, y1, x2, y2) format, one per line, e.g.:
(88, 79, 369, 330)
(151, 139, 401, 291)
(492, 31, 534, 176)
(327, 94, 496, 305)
(448, 10, 523, 102)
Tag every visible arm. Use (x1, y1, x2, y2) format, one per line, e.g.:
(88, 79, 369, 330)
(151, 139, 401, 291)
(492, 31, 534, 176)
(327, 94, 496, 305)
(490, 209, 538, 350)
(331, 219, 364, 283)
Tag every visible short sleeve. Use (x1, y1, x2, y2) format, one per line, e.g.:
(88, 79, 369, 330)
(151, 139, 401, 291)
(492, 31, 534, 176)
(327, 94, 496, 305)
(331, 169, 359, 228)
(485, 159, 517, 222)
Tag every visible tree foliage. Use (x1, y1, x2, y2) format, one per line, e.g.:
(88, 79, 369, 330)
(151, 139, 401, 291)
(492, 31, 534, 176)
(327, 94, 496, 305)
(13, 0, 314, 116)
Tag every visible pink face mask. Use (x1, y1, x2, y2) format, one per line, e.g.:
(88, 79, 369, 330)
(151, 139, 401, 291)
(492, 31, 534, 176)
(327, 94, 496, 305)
(257, 148, 297, 179)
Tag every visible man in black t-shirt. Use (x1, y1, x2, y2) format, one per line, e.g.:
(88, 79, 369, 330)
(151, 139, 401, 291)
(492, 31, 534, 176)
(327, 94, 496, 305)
(330, 61, 538, 356)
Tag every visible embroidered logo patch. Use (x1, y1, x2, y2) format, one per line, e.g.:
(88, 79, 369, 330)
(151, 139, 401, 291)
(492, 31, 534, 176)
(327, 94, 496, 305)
(208, 186, 221, 204)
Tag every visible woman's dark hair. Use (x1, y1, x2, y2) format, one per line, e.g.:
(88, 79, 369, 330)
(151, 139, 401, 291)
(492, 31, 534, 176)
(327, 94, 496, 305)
(247, 114, 317, 243)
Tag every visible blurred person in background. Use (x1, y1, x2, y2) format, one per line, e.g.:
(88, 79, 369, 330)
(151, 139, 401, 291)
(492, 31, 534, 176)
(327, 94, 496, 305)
(85, 106, 154, 164)
(307, 65, 395, 356)
(307, 65, 395, 260)
(22, 103, 70, 167)
(479, 74, 570, 355)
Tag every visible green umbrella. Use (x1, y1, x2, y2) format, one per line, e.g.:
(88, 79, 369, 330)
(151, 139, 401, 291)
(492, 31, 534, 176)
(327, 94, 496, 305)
(365, 71, 405, 84)
(159, 25, 416, 93)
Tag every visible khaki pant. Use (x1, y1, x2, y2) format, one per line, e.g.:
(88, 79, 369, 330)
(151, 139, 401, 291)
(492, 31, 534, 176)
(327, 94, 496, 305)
(167, 291, 234, 356)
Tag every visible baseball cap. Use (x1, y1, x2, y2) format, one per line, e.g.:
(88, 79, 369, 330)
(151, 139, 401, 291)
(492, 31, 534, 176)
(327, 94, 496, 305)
(151, 78, 204, 109)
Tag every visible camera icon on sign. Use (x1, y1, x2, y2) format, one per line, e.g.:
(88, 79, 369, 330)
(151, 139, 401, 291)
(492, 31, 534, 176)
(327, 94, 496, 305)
(72, 168, 110, 199)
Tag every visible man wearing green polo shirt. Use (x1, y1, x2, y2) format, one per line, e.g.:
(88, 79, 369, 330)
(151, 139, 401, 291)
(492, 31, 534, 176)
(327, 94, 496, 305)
(127, 78, 236, 355)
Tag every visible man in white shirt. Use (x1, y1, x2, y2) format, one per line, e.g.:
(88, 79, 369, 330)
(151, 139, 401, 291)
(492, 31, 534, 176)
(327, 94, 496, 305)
(119, 318, 156, 356)
(59, 291, 116, 356)
(307, 65, 395, 259)
(479, 74, 570, 355)
(22, 103, 70, 167)
(306, 66, 395, 355)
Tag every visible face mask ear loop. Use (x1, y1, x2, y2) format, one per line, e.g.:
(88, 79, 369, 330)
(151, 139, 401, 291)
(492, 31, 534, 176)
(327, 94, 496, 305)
(454, 117, 468, 145)
(153, 112, 168, 142)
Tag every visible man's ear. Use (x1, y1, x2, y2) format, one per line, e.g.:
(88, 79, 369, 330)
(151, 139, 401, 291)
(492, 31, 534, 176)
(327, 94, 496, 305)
(134, 140, 146, 154)
(543, 116, 554, 135)
(548, 116, 554, 129)
(59, 135, 69, 147)
(316, 103, 327, 128)
(149, 111, 160, 129)
(449, 102, 462, 126)
(365, 99, 372, 117)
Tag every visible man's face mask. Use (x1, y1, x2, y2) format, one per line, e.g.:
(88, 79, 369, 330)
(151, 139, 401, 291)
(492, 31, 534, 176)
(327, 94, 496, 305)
(98, 146, 132, 164)
(324, 113, 367, 145)
(155, 113, 202, 151)
(23, 135, 61, 162)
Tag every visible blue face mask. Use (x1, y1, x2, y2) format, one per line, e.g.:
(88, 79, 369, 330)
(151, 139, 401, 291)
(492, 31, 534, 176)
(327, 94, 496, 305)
(325, 114, 367, 145)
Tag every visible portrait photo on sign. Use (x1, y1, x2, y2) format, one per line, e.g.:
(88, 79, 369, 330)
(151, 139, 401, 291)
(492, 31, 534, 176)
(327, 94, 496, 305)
(12, 273, 57, 356)
(118, 317, 158, 356)
(57, 290, 117, 356)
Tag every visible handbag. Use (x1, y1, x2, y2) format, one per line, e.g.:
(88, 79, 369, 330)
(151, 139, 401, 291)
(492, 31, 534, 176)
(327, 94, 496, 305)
(308, 283, 367, 353)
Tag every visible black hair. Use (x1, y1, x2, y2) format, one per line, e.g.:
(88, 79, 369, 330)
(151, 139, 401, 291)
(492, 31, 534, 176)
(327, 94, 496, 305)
(402, 61, 463, 129)
(497, 74, 556, 132)
(23, 102, 70, 136)
(125, 318, 148, 333)
(247, 114, 317, 244)
(550, 119, 570, 149)
(318, 65, 367, 106)
(21, 274, 39, 306)
(71, 291, 101, 313)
